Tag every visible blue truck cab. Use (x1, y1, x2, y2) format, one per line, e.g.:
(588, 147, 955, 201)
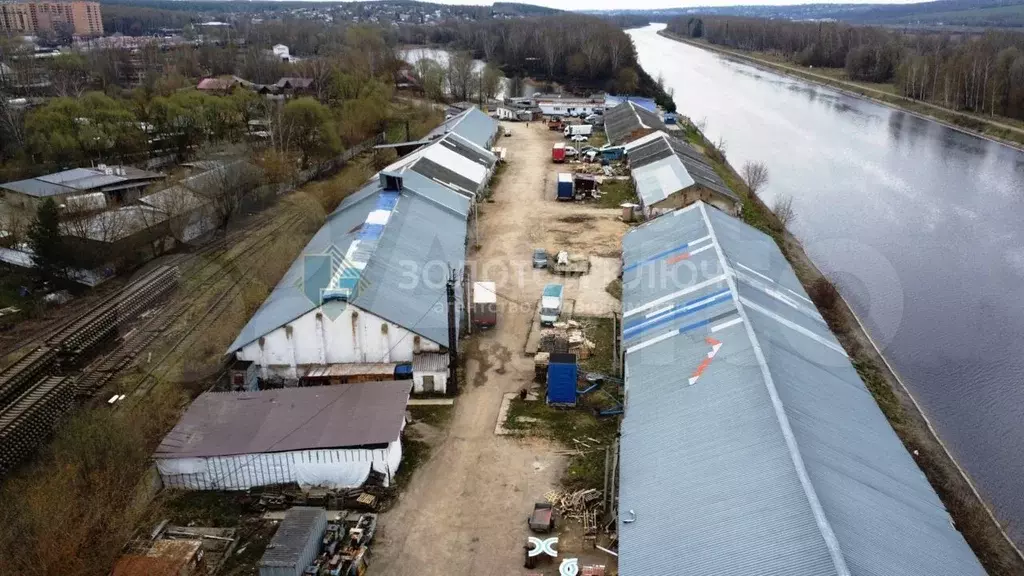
(540, 283, 564, 326)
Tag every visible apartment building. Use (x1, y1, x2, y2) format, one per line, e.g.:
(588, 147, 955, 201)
(0, 1, 102, 37)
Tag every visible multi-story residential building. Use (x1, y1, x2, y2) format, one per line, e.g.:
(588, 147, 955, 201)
(0, 1, 102, 37)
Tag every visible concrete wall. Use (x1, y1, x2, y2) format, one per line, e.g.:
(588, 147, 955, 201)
(237, 303, 442, 380)
(412, 369, 447, 394)
(647, 186, 739, 219)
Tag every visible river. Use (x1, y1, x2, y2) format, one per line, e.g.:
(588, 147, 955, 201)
(628, 23, 1024, 543)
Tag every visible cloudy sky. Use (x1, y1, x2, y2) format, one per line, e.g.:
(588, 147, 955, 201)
(412, 0, 924, 10)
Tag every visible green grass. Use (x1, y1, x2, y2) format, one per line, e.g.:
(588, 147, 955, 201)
(574, 315, 616, 376)
(597, 178, 637, 208)
(408, 405, 454, 428)
(162, 490, 251, 528)
(605, 279, 622, 301)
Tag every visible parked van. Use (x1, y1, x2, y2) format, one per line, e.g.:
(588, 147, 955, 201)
(552, 142, 566, 163)
(540, 284, 564, 326)
(472, 281, 498, 329)
(563, 124, 593, 138)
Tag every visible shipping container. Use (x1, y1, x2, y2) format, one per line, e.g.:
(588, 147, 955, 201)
(552, 142, 566, 163)
(472, 281, 498, 329)
(555, 173, 574, 201)
(259, 507, 328, 576)
(547, 353, 578, 406)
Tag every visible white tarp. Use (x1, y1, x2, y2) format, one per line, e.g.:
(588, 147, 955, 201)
(156, 440, 402, 491)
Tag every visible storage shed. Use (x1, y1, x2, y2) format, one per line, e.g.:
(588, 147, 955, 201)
(546, 353, 578, 406)
(259, 507, 328, 576)
(154, 382, 409, 490)
(412, 352, 449, 394)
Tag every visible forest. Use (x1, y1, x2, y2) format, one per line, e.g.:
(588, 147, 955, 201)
(667, 16, 1024, 121)
(398, 14, 676, 110)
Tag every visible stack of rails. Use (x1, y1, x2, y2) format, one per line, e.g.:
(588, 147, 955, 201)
(0, 375, 76, 475)
(47, 265, 179, 365)
(0, 347, 57, 411)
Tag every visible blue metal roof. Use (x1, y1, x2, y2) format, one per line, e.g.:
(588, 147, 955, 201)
(228, 178, 468, 353)
(604, 95, 657, 112)
(618, 202, 984, 576)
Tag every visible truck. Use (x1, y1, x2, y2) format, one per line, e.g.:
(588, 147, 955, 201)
(547, 118, 564, 131)
(540, 284, 563, 326)
(555, 173, 573, 201)
(563, 124, 593, 138)
(472, 281, 498, 329)
(550, 251, 591, 275)
(552, 142, 566, 163)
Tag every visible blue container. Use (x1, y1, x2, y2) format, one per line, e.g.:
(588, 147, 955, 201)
(556, 173, 574, 200)
(394, 363, 413, 380)
(547, 353, 578, 406)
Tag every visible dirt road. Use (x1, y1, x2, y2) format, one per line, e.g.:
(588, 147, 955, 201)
(372, 123, 625, 575)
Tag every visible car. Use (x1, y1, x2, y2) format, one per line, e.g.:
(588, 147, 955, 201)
(570, 135, 589, 143)
(532, 248, 547, 269)
(504, 128, 512, 136)
(563, 146, 579, 157)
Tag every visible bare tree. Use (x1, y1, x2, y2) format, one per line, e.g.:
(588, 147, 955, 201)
(742, 161, 769, 196)
(446, 51, 475, 102)
(771, 194, 796, 229)
(191, 161, 262, 230)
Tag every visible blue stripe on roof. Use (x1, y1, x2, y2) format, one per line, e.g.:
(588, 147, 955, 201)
(623, 238, 707, 272)
(623, 288, 732, 331)
(624, 290, 733, 341)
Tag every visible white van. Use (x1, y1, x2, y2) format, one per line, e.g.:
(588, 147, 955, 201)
(540, 283, 564, 326)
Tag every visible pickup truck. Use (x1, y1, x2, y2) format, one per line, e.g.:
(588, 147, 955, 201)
(540, 284, 563, 326)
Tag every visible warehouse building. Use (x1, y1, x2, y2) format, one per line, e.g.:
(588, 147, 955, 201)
(154, 381, 409, 490)
(617, 202, 985, 575)
(428, 106, 501, 149)
(228, 107, 497, 389)
(604, 100, 667, 146)
(623, 130, 739, 217)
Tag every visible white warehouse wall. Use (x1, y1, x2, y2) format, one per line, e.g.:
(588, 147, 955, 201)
(236, 303, 442, 380)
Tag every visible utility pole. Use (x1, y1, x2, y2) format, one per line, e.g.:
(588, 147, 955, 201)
(446, 267, 458, 396)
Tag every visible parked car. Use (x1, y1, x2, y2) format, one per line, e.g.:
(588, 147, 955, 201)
(570, 135, 589, 143)
(504, 128, 512, 136)
(532, 248, 548, 268)
(563, 146, 579, 157)
(540, 284, 564, 326)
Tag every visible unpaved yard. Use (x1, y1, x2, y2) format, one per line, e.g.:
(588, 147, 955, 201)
(371, 123, 627, 574)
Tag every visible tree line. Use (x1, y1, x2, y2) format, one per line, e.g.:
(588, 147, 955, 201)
(668, 16, 1024, 121)
(397, 14, 675, 110)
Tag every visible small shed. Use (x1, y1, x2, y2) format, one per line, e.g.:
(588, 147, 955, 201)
(573, 174, 598, 198)
(259, 507, 328, 576)
(229, 359, 257, 391)
(413, 352, 449, 394)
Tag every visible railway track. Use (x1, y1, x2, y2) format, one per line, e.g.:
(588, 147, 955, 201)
(0, 206, 309, 476)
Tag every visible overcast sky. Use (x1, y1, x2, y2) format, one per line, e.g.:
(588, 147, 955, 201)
(403, 0, 925, 11)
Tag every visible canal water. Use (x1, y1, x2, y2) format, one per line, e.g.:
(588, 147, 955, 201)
(628, 23, 1024, 542)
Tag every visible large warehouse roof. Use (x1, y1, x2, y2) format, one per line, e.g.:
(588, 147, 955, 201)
(604, 101, 666, 145)
(618, 202, 984, 576)
(1, 166, 164, 198)
(426, 106, 499, 149)
(228, 171, 468, 353)
(624, 131, 736, 207)
(154, 381, 410, 458)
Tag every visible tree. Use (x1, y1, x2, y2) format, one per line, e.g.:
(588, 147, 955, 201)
(48, 54, 90, 98)
(616, 67, 639, 94)
(27, 198, 69, 285)
(447, 51, 475, 101)
(480, 62, 502, 102)
(416, 58, 446, 102)
(742, 161, 769, 196)
(282, 97, 341, 168)
(191, 160, 262, 230)
(771, 194, 796, 229)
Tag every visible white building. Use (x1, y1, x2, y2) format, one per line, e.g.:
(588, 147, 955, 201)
(536, 96, 604, 117)
(228, 108, 499, 392)
(154, 382, 409, 490)
(272, 44, 291, 61)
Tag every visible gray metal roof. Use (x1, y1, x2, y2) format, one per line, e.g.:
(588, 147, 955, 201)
(625, 131, 737, 206)
(154, 381, 410, 458)
(618, 202, 984, 576)
(228, 177, 467, 353)
(604, 101, 666, 145)
(259, 507, 327, 571)
(1, 166, 164, 198)
(426, 106, 499, 149)
(412, 352, 448, 372)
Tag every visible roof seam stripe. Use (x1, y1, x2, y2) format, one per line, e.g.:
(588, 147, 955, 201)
(699, 202, 852, 576)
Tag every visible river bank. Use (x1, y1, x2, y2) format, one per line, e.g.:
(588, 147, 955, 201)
(673, 121, 1024, 573)
(658, 29, 1024, 152)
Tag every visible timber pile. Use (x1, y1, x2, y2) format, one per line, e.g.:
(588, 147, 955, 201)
(546, 488, 604, 537)
(0, 375, 76, 475)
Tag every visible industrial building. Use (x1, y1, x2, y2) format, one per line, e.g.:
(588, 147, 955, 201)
(228, 107, 498, 389)
(0, 1, 102, 37)
(603, 100, 667, 146)
(623, 130, 739, 217)
(617, 201, 985, 575)
(428, 106, 501, 149)
(154, 381, 410, 490)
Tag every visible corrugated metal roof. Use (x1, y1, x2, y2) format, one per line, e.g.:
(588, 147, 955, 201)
(154, 381, 410, 458)
(228, 177, 467, 353)
(625, 131, 737, 206)
(604, 101, 666, 145)
(259, 507, 327, 570)
(412, 352, 448, 372)
(618, 202, 985, 576)
(1, 166, 164, 198)
(426, 106, 499, 149)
